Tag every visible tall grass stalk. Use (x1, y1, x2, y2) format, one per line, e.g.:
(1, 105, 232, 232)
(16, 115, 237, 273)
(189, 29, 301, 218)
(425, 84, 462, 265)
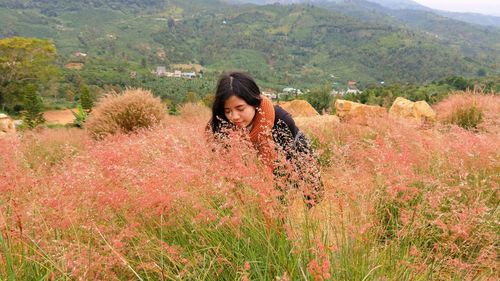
(0, 94, 498, 279)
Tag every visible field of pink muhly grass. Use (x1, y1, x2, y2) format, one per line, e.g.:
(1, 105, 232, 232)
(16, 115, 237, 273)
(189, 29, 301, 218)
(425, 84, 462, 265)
(0, 92, 498, 280)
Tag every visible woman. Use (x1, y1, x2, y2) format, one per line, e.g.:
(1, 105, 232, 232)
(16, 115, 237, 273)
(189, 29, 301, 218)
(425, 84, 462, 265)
(208, 71, 323, 207)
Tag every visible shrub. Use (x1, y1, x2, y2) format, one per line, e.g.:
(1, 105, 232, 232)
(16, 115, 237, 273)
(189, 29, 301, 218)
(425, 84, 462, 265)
(85, 88, 166, 140)
(434, 90, 499, 132)
(448, 104, 483, 130)
(202, 94, 214, 108)
(71, 104, 88, 128)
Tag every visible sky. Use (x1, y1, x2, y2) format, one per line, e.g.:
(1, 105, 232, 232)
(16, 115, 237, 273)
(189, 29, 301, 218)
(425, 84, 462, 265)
(413, 0, 500, 16)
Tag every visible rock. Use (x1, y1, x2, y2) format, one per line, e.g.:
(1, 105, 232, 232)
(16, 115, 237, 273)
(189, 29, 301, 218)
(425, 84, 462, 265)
(389, 97, 436, 122)
(334, 99, 386, 123)
(413, 101, 436, 123)
(389, 97, 414, 118)
(0, 113, 16, 134)
(277, 100, 319, 117)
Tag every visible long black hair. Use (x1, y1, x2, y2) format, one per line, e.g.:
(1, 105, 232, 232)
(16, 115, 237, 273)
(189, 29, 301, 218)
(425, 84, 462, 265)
(210, 71, 262, 133)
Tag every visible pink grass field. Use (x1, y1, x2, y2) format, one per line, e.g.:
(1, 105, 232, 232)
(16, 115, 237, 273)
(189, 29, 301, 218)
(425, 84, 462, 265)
(0, 92, 498, 280)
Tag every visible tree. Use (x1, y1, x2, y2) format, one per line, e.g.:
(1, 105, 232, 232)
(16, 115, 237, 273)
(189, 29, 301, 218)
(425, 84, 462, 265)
(306, 83, 332, 113)
(168, 18, 176, 30)
(366, 92, 382, 106)
(79, 83, 94, 111)
(22, 84, 45, 129)
(0, 37, 58, 112)
(444, 76, 473, 91)
(65, 86, 76, 102)
(477, 68, 486, 77)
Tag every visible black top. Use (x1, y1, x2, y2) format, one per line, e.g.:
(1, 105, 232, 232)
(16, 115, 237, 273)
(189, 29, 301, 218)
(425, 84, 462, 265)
(273, 105, 299, 137)
(271, 105, 323, 206)
(272, 105, 310, 158)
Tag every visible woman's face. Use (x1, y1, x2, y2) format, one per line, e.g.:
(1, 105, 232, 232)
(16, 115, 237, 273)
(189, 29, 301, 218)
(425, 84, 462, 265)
(224, 95, 256, 128)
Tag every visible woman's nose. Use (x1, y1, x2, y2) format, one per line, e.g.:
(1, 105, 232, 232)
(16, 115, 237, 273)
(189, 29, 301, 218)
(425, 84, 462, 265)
(230, 111, 239, 120)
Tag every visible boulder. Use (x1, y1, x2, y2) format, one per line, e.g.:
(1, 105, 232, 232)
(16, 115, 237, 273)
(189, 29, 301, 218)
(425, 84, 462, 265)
(413, 101, 436, 123)
(389, 97, 436, 122)
(0, 113, 16, 134)
(334, 99, 386, 123)
(277, 100, 319, 117)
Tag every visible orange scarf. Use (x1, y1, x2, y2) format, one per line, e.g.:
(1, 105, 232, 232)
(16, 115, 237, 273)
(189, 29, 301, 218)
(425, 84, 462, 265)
(249, 96, 276, 169)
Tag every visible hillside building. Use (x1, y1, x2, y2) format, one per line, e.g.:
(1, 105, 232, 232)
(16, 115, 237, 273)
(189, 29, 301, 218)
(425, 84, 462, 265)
(262, 89, 277, 100)
(346, 80, 361, 94)
(155, 66, 166, 76)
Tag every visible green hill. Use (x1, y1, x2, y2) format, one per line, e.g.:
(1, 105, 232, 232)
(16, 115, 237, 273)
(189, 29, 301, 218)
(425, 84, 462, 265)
(0, 0, 498, 90)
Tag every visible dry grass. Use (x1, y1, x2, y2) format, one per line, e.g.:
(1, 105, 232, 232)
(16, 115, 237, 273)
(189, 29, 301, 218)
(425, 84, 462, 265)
(85, 88, 166, 140)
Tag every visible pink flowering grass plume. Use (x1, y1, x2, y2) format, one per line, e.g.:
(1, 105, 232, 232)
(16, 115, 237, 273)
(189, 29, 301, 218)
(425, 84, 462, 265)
(434, 90, 500, 133)
(0, 93, 498, 279)
(0, 109, 291, 279)
(19, 128, 87, 171)
(297, 100, 499, 279)
(308, 240, 331, 281)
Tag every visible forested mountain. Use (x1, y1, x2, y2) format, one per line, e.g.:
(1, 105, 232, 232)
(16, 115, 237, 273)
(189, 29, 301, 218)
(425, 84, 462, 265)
(315, 1, 500, 64)
(435, 11, 500, 27)
(356, 0, 500, 26)
(0, 0, 166, 11)
(358, 0, 425, 10)
(0, 0, 498, 89)
(229, 0, 500, 26)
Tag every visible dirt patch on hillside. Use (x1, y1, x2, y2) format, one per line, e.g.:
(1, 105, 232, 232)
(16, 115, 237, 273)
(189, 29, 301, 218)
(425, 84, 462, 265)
(65, 63, 84, 70)
(44, 109, 76, 125)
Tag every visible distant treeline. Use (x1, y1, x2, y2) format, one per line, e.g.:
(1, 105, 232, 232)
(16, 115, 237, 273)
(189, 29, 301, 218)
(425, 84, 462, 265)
(0, 0, 165, 12)
(302, 75, 499, 113)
